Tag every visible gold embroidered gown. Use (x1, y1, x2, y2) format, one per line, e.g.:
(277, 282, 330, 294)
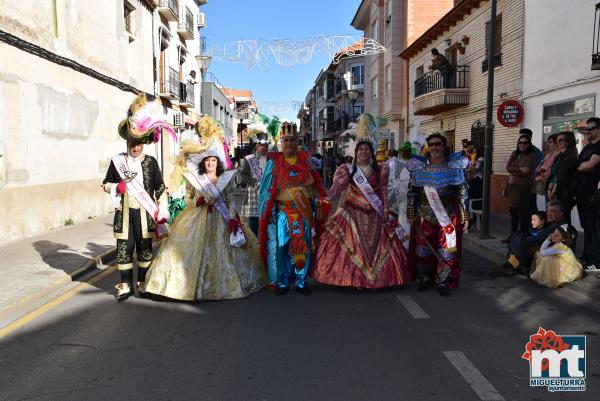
(312, 164, 413, 288)
(144, 172, 265, 301)
(530, 240, 582, 288)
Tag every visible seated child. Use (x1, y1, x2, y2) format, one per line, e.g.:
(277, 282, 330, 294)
(502, 211, 547, 275)
(530, 224, 582, 288)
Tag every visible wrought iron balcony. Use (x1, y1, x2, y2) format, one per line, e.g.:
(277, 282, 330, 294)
(177, 6, 194, 40)
(157, 0, 179, 21)
(159, 66, 180, 100)
(481, 53, 502, 73)
(178, 81, 194, 107)
(413, 65, 469, 115)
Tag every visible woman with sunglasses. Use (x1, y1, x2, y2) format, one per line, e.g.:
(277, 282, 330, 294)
(503, 135, 536, 242)
(547, 131, 578, 223)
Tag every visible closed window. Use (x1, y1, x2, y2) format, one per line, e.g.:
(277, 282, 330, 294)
(416, 65, 424, 78)
(351, 65, 364, 86)
(385, 64, 392, 92)
(372, 77, 378, 99)
(124, 1, 135, 37)
(371, 19, 379, 42)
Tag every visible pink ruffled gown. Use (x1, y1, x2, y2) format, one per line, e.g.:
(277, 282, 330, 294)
(312, 164, 414, 288)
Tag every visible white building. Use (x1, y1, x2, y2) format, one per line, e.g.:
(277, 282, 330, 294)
(522, 0, 600, 223)
(0, 0, 207, 243)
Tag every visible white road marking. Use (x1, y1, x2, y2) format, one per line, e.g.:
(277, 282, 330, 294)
(443, 351, 505, 401)
(396, 295, 429, 319)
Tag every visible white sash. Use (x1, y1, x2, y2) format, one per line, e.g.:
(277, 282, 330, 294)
(423, 186, 457, 253)
(352, 165, 408, 245)
(111, 154, 168, 237)
(184, 170, 246, 246)
(244, 154, 262, 181)
(352, 165, 384, 217)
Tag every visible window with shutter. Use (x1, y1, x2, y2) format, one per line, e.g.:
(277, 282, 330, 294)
(483, 14, 502, 72)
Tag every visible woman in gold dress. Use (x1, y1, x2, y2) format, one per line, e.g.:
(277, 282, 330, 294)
(144, 121, 264, 301)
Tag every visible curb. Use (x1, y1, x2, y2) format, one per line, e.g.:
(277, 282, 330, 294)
(463, 233, 600, 314)
(69, 246, 117, 280)
(0, 247, 117, 331)
(462, 233, 506, 265)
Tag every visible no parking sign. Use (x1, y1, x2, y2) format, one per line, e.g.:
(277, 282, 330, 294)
(497, 100, 524, 128)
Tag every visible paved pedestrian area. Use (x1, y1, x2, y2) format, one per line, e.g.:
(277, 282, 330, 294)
(463, 213, 600, 313)
(0, 214, 115, 320)
(0, 249, 598, 401)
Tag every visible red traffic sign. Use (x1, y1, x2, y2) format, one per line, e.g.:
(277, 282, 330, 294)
(497, 100, 524, 128)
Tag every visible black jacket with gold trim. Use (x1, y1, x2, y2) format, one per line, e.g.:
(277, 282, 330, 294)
(103, 154, 166, 240)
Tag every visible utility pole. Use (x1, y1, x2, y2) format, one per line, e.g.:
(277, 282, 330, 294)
(480, 0, 497, 239)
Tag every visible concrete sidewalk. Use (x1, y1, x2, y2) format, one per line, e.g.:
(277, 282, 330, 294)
(0, 214, 116, 321)
(463, 213, 600, 312)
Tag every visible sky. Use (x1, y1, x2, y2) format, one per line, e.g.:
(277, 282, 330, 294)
(202, 0, 363, 121)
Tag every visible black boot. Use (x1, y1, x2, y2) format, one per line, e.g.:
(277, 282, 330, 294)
(295, 284, 311, 296)
(274, 286, 289, 296)
(437, 286, 450, 297)
(417, 277, 432, 291)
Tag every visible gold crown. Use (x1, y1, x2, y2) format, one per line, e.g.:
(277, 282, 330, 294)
(280, 122, 298, 138)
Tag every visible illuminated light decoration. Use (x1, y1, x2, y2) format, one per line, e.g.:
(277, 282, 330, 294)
(255, 101, 304, 117)
(206, 35, 387, 69)
(331, 37, 385, 64)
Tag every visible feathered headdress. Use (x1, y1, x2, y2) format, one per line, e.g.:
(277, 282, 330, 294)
(259, 114, 282, 141)
(355, 113, 387, 146)
(118, 93, 177, 144)
(194, 115, 229, 165)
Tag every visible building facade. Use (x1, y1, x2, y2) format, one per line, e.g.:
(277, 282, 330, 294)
(0, 0, 207, 243)
(401, 0, 524, 214)
(522, 0, 600, 223)
(351, 0, 454, 149)
(222, 88, 258, 154)
(155, 0, 206, 181)
(201, 73, 236, 143)
(302, 47, 365, 157)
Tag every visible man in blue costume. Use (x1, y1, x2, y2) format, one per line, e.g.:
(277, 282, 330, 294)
(257, 122, 329, 295)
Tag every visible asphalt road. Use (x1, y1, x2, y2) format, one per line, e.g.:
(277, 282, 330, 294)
(0, 250, 598, 401)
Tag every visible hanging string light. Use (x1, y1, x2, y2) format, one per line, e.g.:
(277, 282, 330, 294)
(206, 34, 387, 69)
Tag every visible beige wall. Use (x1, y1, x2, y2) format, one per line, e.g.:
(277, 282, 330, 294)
(407, 0, 524, 172)
(0, 0, 158, 243)
(355, 0, 453, 148)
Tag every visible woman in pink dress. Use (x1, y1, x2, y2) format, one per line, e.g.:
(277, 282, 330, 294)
(312, 140, 414, 289)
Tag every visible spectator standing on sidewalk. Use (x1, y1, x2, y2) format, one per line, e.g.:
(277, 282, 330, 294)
(503, 135, 536, 243)
(548, 131, 578, 223)
(520, 128, 543, 213)
(572, 117, 600, 270)
(534, 133, 560, 206)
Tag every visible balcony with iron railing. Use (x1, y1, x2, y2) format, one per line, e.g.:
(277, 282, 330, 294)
(178, 81, 195, 107)
(157, 0, 179, 21)
(159, 66, 180, 100)
(413, 65, 469, 115)
(177, 6, 194, 40)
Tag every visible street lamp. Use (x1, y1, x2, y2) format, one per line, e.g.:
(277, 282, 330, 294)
(195, 54, 212, 116)
(348, 90, 359, 122)
(195, 54, 212, 80)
